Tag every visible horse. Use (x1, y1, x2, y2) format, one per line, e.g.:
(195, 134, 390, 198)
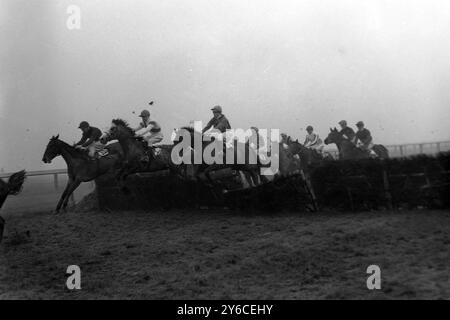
(0, 170, 26, 243)
(171, 126, 266, 187)
(282, 138, 327, 169)
(324, 127, 389, 160)
(42, 135, 123, 213)
(103, 119, 179, 192)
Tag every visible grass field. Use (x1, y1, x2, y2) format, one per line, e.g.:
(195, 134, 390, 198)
(1, 205, 448, 299)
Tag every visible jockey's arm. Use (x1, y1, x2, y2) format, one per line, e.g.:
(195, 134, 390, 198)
(133, 123, 144, 132)
(303, 136, 310, 146)
(81, 137, 95, 148)
(135, 123, 153, 137)
(75, 135, 87, 147)
(202, 119, 214, 133)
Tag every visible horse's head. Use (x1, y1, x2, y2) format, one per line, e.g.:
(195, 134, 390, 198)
(107, 119, 135, 141)
(42, 135, 62, 163)
(286, 139, 304, 155)
(324, 127, 342, 145)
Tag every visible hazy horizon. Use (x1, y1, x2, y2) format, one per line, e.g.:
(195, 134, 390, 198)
(1, 0, 450, 172)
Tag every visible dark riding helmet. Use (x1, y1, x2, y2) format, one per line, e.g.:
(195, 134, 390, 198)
(211, 105, 222, 113)
(306, 125, 313, 131)
(78, 121, 89, 129)
(139, 110, 150, 118)
(356, 121, 364, 127)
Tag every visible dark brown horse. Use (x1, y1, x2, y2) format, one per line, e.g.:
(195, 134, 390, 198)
(103, 119, 179, 192)
(0, 170, 26, 242)
(42, 135, 123, 213)
(324, 128, 389, 160)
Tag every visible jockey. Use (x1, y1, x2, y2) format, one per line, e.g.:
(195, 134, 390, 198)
(355, 121, 374, 152)
(303, 125, 324, 152)
(338, 120, 356, 143)
(203, 105, 232, 147)
(75, 121, 105, 158)
(202, 105, 231, 134)
(134, 109, 164, 147)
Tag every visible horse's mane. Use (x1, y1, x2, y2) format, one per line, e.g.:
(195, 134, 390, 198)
(112, 118, 135, 137)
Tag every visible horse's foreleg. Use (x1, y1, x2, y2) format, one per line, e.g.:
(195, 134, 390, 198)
(62, 180, 81, 210)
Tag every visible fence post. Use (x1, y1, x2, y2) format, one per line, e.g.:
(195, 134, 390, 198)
(382, 165, 393, 211)
(436, 142, 441, 153)
(419, 144, 424, 154)
(399, 145, 404, 157)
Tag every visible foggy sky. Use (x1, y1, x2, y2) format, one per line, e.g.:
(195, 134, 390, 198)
(1, 0, 450, 172)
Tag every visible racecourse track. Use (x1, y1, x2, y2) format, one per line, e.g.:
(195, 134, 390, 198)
(1, 197, 448, 299)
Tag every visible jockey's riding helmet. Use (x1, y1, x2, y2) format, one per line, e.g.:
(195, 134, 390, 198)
(139, 110, 150, 118)
(306, 125, 313, 131)
(78, 121, 89, 129)
(356, 121, 364, 127)
(338, 120, 347, 126)
(211, 105, 222, 113)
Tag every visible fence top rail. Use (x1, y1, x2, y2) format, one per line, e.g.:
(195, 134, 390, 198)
(386, 140, 450, 148)
(0, 169, 67, 179)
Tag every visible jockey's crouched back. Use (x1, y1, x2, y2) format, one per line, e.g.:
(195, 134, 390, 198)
(75, 121, 105, 158)
(355, 121, 375, 154)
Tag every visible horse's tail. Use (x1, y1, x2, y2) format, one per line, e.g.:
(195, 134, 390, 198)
(373, 145, 389, 159)
(7, 170, 26, 195)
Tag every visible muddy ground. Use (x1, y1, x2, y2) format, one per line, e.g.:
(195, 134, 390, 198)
(0, 208, 448, 299)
